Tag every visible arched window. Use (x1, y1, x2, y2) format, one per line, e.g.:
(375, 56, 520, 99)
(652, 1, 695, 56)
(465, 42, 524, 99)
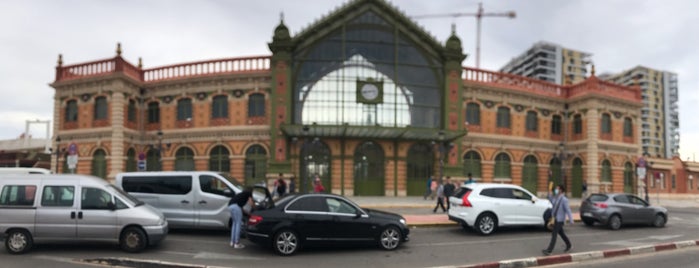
(406, 143, 433, 196)
(494, 153, 511, 178)
(624, 162, 634, 193)
(125, 148, 137, 172)
(522, 155, 538, 193)
(466, 103, 480, 125)
(526, 111, 538, 131)
(175, 147, 195, 171)
(245, 145, 268, 185)
(551, 115, 562, 135)
(127, 99, 136, 122)
(463, 151, 481, 178)
(601, 113, 612, 134)
(212, 95, 228, 118)
(496, 107, 511, 128)
(65, 100, 78, 122)
(601, 160, 612, 182)
(147, 102, 160, 123)
(248, 94, 265, 117)
(177, 98, 192, 121)
(550, 157, 562, 183)
(209, 145, 230, 172)
(91, 149, 107, 179)
(623, 117, 633, 137)
(573, 114, 582, 134)
(94, 96, 108, 120)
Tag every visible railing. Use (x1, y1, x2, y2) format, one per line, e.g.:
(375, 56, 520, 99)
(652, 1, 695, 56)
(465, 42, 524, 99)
(56, 59, 115, 81)
(567, 79, 641, 102)
(462, 67, 565, 98)
(143, 56, 271, 82)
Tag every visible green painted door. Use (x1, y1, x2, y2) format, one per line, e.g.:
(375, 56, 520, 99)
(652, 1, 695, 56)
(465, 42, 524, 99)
(353, 142, 384, 196)
(406, 143, 433, 196)
(522, 156, 538, 194)
(571, 158, 583, 197)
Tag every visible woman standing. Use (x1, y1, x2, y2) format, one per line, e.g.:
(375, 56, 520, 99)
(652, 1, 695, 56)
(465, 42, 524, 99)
(542, 184, 574, 255)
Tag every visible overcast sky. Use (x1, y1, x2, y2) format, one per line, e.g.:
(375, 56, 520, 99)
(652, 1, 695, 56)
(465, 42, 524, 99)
(1, 0, 697, 159)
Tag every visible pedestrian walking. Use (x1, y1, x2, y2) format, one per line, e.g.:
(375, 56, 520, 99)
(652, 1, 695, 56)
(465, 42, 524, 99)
(542, 184, 574, 255)
(423, 175, 433, 200)
(581, 180, 588, 199)
(289, 176, 296, 194)
(443, 176, 455, 210)
(275, 173, 287, 197)
(313, 176, 325, 193)
(433, 179, 446, 213)
(228, 186, 253, 249)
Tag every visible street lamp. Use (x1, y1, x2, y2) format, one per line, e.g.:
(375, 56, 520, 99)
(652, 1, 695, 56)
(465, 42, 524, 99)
(54, 136, 62, 173)
(557, 142, 568, 190)
(156, 130, 164, 171)
(434, 130, 454, 183)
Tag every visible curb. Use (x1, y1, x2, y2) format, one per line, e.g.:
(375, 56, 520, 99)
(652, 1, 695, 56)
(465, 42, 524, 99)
(451, 240, 699, 268)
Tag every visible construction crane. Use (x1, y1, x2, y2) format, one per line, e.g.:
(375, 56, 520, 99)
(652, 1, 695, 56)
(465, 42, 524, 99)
(413, 2, 516, 68)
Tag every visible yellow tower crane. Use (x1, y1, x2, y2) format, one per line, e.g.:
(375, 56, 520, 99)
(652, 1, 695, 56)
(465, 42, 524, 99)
(413, 2, 516, 68)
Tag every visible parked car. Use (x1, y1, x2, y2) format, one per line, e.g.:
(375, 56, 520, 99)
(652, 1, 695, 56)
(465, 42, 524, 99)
(246, 193, 409, 256)
(0, 174, 168, 254)
(448, 183, 552, 235)
(579, 193, 667, 230)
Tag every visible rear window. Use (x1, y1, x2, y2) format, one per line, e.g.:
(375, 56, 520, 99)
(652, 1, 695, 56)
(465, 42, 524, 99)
(0, 185, 37, 206)
(587, 194, 608, 202)
(122, 176, 192, 195)
(453, 187, 473, 198)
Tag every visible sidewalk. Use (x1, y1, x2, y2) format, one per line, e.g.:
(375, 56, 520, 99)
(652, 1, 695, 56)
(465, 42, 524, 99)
(349, 195, 699, 227)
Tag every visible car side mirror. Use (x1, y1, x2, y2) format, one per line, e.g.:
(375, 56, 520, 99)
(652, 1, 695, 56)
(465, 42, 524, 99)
(107, 201, 116, 211)
(354, 211, 362, 219)
(531, 196, 538, 204)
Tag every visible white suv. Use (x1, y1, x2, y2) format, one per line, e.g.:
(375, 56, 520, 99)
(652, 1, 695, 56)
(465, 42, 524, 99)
(447, 183, 552, 235)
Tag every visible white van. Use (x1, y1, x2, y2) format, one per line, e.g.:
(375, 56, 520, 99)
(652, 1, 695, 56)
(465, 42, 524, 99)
(0, 167, 51, 175)
(115, 171, 270, 230)
(0, 174, 168, 254)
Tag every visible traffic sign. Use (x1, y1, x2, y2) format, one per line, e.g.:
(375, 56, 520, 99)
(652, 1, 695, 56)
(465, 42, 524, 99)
(138, 152, 146, 161)
(67, 155, 78, 169)
(68, 142, 78, 156)
(137, 160, 146, 171)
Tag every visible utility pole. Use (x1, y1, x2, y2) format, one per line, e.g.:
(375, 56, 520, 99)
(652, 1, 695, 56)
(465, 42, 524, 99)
(413, 2, 516, 68)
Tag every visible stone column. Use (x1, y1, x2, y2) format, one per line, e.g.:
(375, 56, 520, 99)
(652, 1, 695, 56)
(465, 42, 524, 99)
(586, 108, 600, 193)
(109, 91, 125, 180)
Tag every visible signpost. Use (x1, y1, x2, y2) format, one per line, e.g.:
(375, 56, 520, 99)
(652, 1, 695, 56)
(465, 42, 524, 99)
(67, 142, 78, 174)
(137, 152, 146, 171)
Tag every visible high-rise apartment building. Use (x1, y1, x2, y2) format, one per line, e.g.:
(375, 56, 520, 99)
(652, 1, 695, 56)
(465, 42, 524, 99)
(605, 66, 679, 158)
(499, 41, 591, 85)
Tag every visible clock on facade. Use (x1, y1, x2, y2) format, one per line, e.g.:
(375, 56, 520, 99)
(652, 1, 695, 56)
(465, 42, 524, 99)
(356, 80, 383, 104)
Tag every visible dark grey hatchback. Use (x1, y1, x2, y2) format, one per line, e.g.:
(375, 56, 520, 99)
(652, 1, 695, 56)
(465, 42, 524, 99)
(579, 193, 668, 230)
(246, 193, 409, 256)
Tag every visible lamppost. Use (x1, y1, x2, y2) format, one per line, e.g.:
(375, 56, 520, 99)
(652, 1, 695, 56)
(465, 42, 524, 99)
(433, 130, 454, 183)
(54, 136, 62, 173)
(636, 153, 649, 202)
(152, 130, 169, 171)
(557, 142, 569, 190)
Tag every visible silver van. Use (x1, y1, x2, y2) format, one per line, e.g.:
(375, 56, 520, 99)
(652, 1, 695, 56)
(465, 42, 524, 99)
(115, 171, 269, 230)
(0, 167, 51, 175)
(0, 174, 168, 254)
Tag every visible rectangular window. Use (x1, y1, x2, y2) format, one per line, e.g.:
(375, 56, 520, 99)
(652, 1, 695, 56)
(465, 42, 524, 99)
(526, 112, 538, 131)
(121, 176, 192, 195)
(574, 115, 583, 134)
(496, 107, 510, 128)
(128, 100, 137, 122)
(551, 115, 562, 135)
(248, 94, 265, 117)
(41, 185, 75, 207)
(177, 99, 193, 120)
(466, 103, 480, 125)
(212, 95, 228, 118)
(0, 185, 37, 206)
(65, 100, 78, 122)
(94, 97, 108, 120)
(147, 102, 160, 123)
(623, 118, 633, 137)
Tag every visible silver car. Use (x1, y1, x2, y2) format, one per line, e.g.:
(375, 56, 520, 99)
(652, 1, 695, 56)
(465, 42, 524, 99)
(579, 193, 667, 230)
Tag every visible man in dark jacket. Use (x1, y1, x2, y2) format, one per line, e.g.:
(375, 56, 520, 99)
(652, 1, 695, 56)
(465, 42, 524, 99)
(443, 176, 455, 210)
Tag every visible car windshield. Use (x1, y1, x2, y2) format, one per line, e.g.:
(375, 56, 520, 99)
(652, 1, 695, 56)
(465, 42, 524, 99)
(588, 194, 608, 202)
(107, 184, 144, 207)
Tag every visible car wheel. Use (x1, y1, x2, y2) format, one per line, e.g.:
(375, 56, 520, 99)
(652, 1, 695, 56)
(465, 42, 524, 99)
(120, 227, 148, 253)
(582, 218, 595, 226)
(475, 213, 497, 235)
(608, 214, 622, 230)
(652, 213, 666, 228)
(379, 226, 401, 250)
(273, 229, 300, 256)
(5, 229, 33, 254)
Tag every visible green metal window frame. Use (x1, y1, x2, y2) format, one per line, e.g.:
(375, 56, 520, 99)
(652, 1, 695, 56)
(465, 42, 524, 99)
(127, 99, 136, 122)
(353, 141, 385, 196)
(573, 114, 582, 134)
(248, 93, 265, 117)
(245, 145, 268, 185)
(94, 96, 108, 120)
(212, 95, 228, 119)
(551, 115, 562, 135)
(601, 160, 612, 182)
(466, 103, 480, 125)
(601, 113, 612, 134)
(406, 143, 434, 196)
(463, 151, 482, 178)
(146, 150, 159, 171)
(91, 149, 107, 179)
(177, 98, 193, 121)
(175, 147, 195, 171)
(494, 153, 511, 178)
(525, 111, 538, 131)
(65, 100, 78, 122)
(126, 148, 137, 172)
(550, 158, 562, 183)
(624, 162, 633, 192)
(496, 107, 511, 128)
(623, 117, 633, 137)
(147, 102, 160, 123)
(209, 145, 230, 172)
(522, 155, 538, 193)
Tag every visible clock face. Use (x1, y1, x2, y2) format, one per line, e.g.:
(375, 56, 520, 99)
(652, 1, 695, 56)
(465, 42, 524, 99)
(361, 83, 379, 100)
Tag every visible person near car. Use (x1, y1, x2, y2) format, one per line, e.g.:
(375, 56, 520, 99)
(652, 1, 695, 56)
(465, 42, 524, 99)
(433, 179, 447, 213)
(289, 176, 296, 194)
(275, 173, 287, 197)
(423, 175, 433, 200)
(443, 176, 455, 210)
(228, 186, 253, 249)
(313, 177, 325, 193)
(581, 180, 588, 198)
(542, 184, 574, 255)
(466, 173, 474, 184)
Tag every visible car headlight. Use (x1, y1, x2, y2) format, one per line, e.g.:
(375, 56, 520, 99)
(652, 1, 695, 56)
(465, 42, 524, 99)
(158, 217, 166, 226)
(399, 218, 407, 226)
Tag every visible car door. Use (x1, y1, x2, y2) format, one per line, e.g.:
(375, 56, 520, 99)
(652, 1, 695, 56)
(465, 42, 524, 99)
(35, 183, 78, 239)
(77, 187, 118, 240)
(509, 188, 542, 224)
(157, 176, 195, 228)
(611, 195, 636, 223)
(628, 195, 655, 224)
(284, 196, 332, 242)
(325, 197, 374, 242)
(484, 188, 518, 225)
(194, 174, 233, 228)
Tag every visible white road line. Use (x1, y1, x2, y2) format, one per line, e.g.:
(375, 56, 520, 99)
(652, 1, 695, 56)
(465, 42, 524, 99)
(413, 231, 611, 247)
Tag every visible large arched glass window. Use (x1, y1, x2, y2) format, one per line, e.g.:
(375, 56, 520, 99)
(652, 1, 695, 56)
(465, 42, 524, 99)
(248, 94, 265, 117)
(125, 148, 137, 172)
(175, 147, 195, 171)
(496, 107, 510, 128)
(209, 145, 230, 172)
(177, 98, 192, 121)
(463, 151, 481, 178)
(494, 153, 511, 178)
(601, 160, 612, 182)
(294, 10, 442, 128)
(91, 149, 107, 179)
(466, 103, 480, 125)
(94, 96, 108, 120)
(212, 95, 228, 119)
(601, 113, 612, 134)
(526, 111, 538, 131)
(65, 100, 78, 122)
(353, 141, 385, 196)
(245, 145, 268, 185)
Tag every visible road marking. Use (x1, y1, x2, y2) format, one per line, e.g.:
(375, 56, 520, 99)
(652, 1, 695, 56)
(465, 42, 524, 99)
(591, 234, 684, 247)
(193, 252, 265, 261)
(413, 231, 611, 247)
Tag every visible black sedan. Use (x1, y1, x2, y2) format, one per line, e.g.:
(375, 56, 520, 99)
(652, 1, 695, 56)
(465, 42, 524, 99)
(579, 193, 668, 230)
(246, 193, 409, 256)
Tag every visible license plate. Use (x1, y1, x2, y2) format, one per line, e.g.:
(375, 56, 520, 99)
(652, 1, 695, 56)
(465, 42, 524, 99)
(583, 212, 593, 217)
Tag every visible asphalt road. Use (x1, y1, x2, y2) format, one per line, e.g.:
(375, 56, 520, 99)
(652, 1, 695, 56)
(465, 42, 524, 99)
(2, 208, 698, 268)
(541, 246, 699, 267)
